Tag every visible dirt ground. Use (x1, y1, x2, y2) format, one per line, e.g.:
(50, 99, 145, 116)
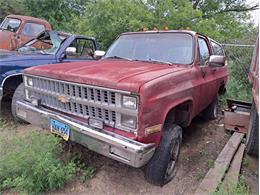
(1, 100, 259, 195)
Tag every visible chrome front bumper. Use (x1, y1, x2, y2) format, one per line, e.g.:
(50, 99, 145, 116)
(16, 100, 155, 168)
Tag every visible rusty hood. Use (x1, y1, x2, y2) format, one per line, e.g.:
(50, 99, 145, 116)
(25, 60, 186, 93)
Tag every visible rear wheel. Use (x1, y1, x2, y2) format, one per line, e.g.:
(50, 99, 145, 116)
(11, 83, 27, 123)
(202, 97, 218, 120)
(145, 124, 182, 186)
(246, 101, 259, 156)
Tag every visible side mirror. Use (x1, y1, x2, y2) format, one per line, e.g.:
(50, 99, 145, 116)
(65, 47, 77, 56)
(208, 55, 226, 67)
(94, 50, 105, 60)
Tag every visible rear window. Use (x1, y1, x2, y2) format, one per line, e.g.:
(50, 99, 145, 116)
(211, 41, 224, 56)
(21, 23, 45, 36)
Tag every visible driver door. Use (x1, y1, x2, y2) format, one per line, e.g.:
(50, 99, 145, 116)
(197, 37, 218, 110)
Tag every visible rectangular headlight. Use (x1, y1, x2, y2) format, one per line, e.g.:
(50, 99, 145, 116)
(122, 95, 137, 109)
(121, 114, 137, 129)
(24, 76, 33, 87)
(27, 77, 33, 86)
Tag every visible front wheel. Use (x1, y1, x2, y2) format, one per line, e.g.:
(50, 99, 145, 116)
(11, 83, 27, 123)
(145, 124, 182, 186)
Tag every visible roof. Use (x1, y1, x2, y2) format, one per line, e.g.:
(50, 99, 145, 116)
(121, 30, 198, 36)
(120, 30, 221, 43)
(6, 15, 50, 26)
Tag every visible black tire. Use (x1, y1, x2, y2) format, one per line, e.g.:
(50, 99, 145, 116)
(11, 83, 27, 123)
(202, 97, 218, 120)
(246, 101, 259, 156)
(145, 124, 182, 186)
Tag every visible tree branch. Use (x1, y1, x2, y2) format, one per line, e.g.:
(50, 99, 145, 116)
(203, 3, 259, 18)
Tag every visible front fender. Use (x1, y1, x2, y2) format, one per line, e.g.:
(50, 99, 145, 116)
(0, 69, 23, 88)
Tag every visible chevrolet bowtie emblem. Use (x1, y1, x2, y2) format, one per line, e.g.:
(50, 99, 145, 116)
(58, 96, 70, 103)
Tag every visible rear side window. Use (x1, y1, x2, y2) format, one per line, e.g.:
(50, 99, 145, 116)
(211, 41, 224, 56)
(21, 23, 45, 36)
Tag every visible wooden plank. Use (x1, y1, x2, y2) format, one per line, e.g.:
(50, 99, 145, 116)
(224, 144, 245, 184)
(194, 132, 244, 195)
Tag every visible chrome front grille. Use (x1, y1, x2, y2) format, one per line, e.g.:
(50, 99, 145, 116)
(27, 77, 119, 126)
(32, 77, 116, 105)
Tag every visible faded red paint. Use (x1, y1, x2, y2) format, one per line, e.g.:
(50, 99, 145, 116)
(249, 36, 259, 112)
(25, 31, 228, 145)
(0, 15, 52, 50)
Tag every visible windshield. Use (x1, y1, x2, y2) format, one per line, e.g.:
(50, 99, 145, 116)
(105, 33, 193, 65)
(17, 31, 67, 55)
(0, 18, 21, 32)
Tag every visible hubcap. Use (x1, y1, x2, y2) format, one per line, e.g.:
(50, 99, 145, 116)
(165, 139, 180, 180)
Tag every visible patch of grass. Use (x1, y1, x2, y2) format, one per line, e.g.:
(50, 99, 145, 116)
(206, 159, 215, 169)
(195, 172, 204, 181)
(242, 158, 249, 167)
(212, 176, 250, 195)
(0, 121, 79, 194)
(241, 138, 246, 144)
(70, 154, 95, 183)
(80, 167, 95, 183)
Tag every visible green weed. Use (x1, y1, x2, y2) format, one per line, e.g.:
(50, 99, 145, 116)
(206, 159, 215, 169)
(0, 128, 76, 194)
(212, 176, 250, 195)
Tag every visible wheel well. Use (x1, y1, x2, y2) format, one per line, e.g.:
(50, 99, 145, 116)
(218, 82, 226, 95)
(164, 101, 192, 127)
(2, 75, 23, 100)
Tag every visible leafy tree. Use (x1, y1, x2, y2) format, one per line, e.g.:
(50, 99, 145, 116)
(22, 0, 89, 30)
(69, 0, 258, 49)
(192, 0, 259, 18)
(0, 0, 25, 21)
(72, 0, 155, 49)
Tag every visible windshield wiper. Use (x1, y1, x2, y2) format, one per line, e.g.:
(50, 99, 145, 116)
(133, 58, 173, 65)
(105, 56, 132, 61)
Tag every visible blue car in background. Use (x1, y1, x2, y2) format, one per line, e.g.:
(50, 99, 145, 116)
(0, 30, 99, 105)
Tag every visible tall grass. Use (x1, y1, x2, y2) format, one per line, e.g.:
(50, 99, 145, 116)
(0, 119, 94, 194)
(212, 176, 250, 195)
(0, 126, 76, 194)
(223, 44, 254, 103)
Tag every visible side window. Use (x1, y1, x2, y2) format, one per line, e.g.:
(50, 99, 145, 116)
(198, 38, 210, 66)
(21, 23, 45, 36)
(66, 39, 95, 59)
(211, 41, 224, 56)
(0, 18, 21, 32)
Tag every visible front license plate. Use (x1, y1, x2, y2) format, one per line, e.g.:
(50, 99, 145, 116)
(50, 118, 70, 141)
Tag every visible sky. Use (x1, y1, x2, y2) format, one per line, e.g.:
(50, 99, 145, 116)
(247, 0, 259, 25)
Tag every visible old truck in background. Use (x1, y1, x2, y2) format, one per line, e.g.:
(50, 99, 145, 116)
(0, 15, 52, 51)
(0, 30, 99, 112)
(14, 30, 228, 185)
(246, 36, 259, 156)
